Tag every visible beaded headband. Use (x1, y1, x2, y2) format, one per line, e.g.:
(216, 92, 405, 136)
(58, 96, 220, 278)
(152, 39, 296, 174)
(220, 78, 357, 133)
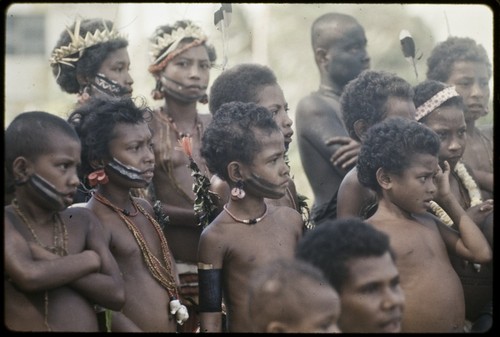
(415, 86, 460, 121)
(149, 23, 207, 72)
(49, 19, 126, 68)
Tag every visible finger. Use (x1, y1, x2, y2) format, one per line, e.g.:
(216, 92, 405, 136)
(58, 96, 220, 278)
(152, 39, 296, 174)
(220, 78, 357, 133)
(325, 136, 351, 146)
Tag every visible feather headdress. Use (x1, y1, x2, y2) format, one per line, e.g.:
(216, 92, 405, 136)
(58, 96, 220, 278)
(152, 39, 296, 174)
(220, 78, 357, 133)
(399, 30, 421, 80)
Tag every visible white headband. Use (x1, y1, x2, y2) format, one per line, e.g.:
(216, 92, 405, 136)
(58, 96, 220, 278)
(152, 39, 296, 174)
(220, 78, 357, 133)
(415, 86, 460, 121)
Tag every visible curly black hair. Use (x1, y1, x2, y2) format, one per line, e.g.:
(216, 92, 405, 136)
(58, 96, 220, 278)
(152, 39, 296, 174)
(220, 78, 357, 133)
(51, 18, 129, 94)
(341, 70, 414, 141)
(413, 80, 464, 122)
(357, 116, 440, 193)
(296, 217, 393, 292)
(208, 63, 278, 115)
(200, 101, 280, 182)
(67, 96, 152, 182)
(426, 36, 492, 82)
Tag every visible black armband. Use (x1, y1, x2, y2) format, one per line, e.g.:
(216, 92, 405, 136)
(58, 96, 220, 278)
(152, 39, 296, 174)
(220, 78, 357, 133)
(198, 268, 223, 312)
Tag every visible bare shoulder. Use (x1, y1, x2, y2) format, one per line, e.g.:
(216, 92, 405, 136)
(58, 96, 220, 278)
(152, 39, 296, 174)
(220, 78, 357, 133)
(133, 197, 155, 215)
(270, 204, 303, 229)
(296, 93, 329, 117)
(61, 206, 98, 225)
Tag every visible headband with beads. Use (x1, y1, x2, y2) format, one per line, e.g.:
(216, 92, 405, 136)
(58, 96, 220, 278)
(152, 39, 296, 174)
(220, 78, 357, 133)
(415, 86, 460, 121)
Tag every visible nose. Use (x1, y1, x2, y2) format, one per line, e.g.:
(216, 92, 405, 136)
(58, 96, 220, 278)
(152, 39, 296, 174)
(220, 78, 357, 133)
(70, 169, 81, 188)
(448, 135, 463, 153)
(189, 64, 201, 79)
(381, 286, 405, 310)
(125, 70, 134, 86)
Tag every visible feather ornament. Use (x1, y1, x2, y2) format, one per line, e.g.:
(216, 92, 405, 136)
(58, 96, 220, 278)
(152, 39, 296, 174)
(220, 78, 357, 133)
(399, 29, 419, 80)
(214, 3, 232, 70)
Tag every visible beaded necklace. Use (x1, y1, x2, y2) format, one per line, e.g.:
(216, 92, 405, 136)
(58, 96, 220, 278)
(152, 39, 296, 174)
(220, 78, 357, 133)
(12, 198, 68, 331)
(429, 162, 482, 227)
(155, 107, 203, 204)
(92, 193, 179, 300)
(223, 203, 268, 225)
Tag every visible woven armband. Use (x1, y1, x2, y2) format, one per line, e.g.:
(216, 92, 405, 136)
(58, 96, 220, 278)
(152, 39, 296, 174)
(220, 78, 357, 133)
(198, 268, 222, 312)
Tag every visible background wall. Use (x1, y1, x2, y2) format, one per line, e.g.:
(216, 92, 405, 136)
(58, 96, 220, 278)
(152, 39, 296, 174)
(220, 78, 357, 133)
(4, 3, 495, 205)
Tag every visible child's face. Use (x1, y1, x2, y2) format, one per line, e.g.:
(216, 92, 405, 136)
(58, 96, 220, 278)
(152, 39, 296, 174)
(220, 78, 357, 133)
(255, 84, 294, 149)
(339, 252, 404, 333)
(97, 47, 134, 95)
(243, 129, 290, 199)
(423, 106, 466, 170)
(446, 61, 490, 122)
(161, 44, 211, 98)
(107, 122, 155, 187)
(387, 153, 439, 215)
(285, 283, 341, 333)
(29, 133, 81, 209)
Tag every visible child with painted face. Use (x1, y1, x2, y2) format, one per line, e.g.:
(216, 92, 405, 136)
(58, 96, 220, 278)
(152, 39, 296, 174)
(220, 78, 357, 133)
(50, 18, 134, 105)
(414, 80, 493, 332)
(198, 101, 304, 332)
(5, 111, 125, 331)
(146, 21, 217, 331)
(426, 37, 493, 199)
(68, 96, 188, 332)
(357, 117, 491, 332)
(208, 63, 309, 228)
(248, 258, 341, 333)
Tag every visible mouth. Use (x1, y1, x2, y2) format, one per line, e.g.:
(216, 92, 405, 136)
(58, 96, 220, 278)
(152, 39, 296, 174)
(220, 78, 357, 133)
(380, 317, 402, 332)
(142, 169, 154, 179)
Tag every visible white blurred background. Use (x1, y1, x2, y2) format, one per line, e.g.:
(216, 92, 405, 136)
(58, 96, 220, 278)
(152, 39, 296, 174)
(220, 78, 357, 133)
(4, 3, 495, 204)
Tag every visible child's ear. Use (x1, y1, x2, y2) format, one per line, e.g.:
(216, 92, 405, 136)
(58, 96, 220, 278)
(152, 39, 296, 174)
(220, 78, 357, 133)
(353, 119, 369, 141)
(376, 167, 392, 190)
(227, 161, 244, 183)
(90, 160, 105, 170)
(12, 157, 32, 184)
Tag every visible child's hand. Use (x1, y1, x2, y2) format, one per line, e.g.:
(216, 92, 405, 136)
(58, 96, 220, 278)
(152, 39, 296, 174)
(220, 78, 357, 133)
(467, 199, 494, 225)
(325, 136, 360, 171)
(433, 160, 451, 203)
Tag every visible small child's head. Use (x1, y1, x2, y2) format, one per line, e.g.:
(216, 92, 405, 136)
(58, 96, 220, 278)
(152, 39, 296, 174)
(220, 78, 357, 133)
(248, 258, 341, 333)
(414, 80, 466, 169)
(341, 69, 415, 142)
(148, 20, 216, 103)
(296, 217, 405, 333)
(426, 36, 491, 122)
(357, 117, 440, 195)
(201, 101, 289, 198)
(68, 96, 154, 189)
(209, 63, 293, 149)
(50, 18, 131, 97)
(5, 111, 81, 210)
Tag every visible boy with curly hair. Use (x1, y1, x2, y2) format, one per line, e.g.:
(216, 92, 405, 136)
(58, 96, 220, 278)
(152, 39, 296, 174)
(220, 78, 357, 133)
(357, 117, 491, 332)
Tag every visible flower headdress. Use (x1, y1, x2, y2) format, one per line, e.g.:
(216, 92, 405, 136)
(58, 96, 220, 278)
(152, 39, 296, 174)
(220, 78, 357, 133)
(49, 19, 126, 68)
(148, 23, 207, 74)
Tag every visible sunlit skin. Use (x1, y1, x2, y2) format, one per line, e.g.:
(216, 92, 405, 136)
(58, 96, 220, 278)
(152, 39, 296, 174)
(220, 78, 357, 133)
(338, 252, 404, 333)
(95, 47, 134, 96)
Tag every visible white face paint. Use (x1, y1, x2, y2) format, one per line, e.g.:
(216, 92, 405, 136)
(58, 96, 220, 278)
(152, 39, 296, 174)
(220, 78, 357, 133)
(28, 173, 68, 211)
(107, 157, 149, 184)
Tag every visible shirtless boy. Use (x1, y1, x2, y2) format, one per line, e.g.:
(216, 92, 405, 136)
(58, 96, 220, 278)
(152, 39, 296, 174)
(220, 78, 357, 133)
(5, 111, 124, 331)
(357, 117, 491, 332)
(68, 96, 187, 332)
(197, 102, 304, 332)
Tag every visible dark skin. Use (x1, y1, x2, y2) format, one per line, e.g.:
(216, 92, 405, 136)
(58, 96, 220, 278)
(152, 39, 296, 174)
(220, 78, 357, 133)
(85, 122, 180, 332)
(296, 15, 369, 214)
(149, 43, 212, 264)
(4, 132, 124, 331)
(198, 130, 303, 332)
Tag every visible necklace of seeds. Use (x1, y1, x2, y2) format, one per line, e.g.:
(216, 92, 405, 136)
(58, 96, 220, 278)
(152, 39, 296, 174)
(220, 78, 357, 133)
(12, 198, 68, 331)
(93, 193, 179, 301)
